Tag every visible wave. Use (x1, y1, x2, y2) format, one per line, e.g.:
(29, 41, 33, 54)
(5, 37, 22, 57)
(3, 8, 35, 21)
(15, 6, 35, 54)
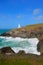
(0, 36, 40, 55)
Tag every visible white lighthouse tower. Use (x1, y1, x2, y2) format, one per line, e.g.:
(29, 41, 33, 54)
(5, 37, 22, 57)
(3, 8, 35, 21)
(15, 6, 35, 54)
(18, 24, 21, 28)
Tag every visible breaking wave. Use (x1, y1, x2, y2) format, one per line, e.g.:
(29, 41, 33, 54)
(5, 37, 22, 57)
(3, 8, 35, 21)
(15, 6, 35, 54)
(0, 36, 40, 55)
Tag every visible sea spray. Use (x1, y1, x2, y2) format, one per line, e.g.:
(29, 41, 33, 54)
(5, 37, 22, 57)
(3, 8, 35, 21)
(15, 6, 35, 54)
(0, 36, 40, 55)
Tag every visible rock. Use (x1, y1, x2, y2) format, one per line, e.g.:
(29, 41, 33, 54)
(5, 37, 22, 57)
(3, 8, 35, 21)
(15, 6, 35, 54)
(0, 47, 15, 55)
(17, 50, 26, 55)
(0, 24, 43, 38)
(0, 49, 1, 54)
(0, 32, 11, 37)
(37, 39, 43, 54)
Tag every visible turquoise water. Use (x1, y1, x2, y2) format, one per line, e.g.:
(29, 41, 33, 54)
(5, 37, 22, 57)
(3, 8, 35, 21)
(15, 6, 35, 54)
(0, 30, 40, 55)
(0, 29, 10, 34)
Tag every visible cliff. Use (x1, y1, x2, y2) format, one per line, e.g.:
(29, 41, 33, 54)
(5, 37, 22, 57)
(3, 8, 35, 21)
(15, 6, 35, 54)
(1, 23, 43, 38)
(0, 23, 43, 54)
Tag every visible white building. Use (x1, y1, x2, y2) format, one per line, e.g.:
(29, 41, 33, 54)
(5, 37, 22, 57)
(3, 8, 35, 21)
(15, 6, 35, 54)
(18, 24, 21, 28)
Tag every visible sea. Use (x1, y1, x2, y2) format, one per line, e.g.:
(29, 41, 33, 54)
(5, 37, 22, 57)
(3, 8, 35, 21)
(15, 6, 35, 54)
(0, 29, 40, 55)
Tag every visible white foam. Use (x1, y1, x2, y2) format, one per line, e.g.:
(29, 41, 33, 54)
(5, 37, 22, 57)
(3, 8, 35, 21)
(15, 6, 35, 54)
(12, 47, 40, 55)
(0, 36, 40, 55)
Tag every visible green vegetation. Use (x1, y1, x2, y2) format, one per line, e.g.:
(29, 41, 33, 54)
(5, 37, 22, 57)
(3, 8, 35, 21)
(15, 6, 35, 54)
(0, 54, 43, 65)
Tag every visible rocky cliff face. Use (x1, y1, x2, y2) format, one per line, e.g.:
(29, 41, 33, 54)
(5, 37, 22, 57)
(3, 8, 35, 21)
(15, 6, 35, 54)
(0, 23, 43, 55)
(37, 38, 43, 54)
(0, 24, 43, 38)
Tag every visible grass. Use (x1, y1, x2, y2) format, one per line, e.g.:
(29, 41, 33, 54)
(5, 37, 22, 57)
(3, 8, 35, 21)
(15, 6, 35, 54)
(0, 54, 43, 65)
(24, 23, 43, 31)
(14, 23, 43, 32)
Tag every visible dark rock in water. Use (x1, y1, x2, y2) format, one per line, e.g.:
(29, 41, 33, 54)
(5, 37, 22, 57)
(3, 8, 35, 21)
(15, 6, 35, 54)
(37, 38, 43, 54)
(0, 47, 15, 55)
(0, 32, 11, 37)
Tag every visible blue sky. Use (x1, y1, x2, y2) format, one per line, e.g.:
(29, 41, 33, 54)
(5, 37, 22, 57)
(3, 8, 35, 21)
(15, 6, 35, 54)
(0, 0, 43, 29)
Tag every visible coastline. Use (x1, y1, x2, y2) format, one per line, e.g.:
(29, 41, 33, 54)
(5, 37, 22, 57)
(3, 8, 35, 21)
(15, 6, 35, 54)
(0, 24, 43, 65)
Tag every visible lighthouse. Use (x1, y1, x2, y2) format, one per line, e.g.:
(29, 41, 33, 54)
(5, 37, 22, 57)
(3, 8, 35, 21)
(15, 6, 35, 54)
(18, 24, 21, 28)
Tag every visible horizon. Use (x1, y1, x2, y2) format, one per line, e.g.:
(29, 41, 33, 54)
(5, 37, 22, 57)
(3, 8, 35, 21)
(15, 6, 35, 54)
(0, 0, 43, 29)
(0, 23, 43, 29)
